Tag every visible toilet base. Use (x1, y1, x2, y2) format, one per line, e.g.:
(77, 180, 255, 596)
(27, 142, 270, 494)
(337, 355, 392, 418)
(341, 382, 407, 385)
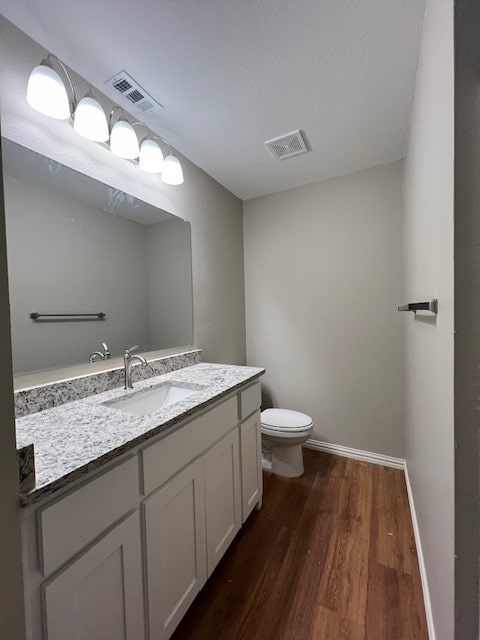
(271, 443, 305, 478)
(261, 439, 273, 470)
(261, 456, 272, 471)
(261, 435, 306, 478)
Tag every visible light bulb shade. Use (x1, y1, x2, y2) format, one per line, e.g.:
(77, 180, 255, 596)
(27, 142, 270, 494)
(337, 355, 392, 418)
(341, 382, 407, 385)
(139, 139, 164, 173)
(110, 119, 139, 159)
(161, 155, 184, 185)
(74, 95, 109, 142)
(26, 63, 70, 119)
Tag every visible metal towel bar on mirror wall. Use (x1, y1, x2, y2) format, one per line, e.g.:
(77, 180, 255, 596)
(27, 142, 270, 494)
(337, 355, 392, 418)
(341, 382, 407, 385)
(29, 312, 106, 321)
(397, 299, 438, 314)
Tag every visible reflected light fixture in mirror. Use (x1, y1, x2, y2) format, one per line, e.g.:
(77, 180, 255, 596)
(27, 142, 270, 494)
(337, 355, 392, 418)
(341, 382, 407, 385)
(26, 53, 184, 184)
(73, 91, 109, 142)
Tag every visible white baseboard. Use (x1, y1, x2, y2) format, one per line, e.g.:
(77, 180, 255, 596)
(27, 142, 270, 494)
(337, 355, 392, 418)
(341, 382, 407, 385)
(303, 438, 434, 639)
(303, 439, 405, 469)
(404, 465, 436, 640)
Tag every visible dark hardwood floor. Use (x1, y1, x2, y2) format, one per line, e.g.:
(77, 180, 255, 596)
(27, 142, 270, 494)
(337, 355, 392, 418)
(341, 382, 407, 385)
(172, 449, 428, 640)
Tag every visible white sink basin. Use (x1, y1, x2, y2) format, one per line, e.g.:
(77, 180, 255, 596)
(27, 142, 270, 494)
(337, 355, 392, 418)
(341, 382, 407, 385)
(107, 384, 199, 416)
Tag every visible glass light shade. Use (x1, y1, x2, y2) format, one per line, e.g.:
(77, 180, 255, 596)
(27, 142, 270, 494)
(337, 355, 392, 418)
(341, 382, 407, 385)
(161, 154, 184, 185)
(73, 95, 109, 142)
(26, 63, 70, 119)
(109, 119, 139, 159)
(139, 139, 164, 173)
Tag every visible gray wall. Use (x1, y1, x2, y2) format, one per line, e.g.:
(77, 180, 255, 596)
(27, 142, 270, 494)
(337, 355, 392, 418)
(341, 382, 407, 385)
(147, 219, 193, 350)
(243, 161, 404, 457)
(454, 1, 480, 637)
(0, 16, 246, 366)
(402, 0, 455, 637)
(0, 134, 26, 638)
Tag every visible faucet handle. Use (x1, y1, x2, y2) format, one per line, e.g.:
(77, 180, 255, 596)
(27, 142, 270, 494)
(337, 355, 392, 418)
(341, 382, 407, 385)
(102, 342, 111, 359)
(125, 345, 140, 357)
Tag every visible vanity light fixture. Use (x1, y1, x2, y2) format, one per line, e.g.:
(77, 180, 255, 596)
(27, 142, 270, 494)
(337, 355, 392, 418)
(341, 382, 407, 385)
(139, 138, 164, 174)
(73, 90, 109, 142)
(161, 154, 184, 185)
(110, 117, 140, 159)
(26, 55, 72, 120)
(26, 54, 184, 184)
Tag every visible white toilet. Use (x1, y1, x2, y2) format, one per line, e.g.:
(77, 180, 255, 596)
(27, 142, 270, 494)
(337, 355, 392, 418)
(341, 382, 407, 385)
(261, 408, 314, 478)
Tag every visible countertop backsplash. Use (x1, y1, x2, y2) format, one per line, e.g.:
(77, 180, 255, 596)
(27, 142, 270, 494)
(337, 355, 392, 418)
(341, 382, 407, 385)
(14, 348, 202, 418)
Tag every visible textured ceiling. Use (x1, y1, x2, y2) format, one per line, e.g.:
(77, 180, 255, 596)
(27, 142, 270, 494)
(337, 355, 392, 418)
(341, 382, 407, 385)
(0, 0, 425, 200)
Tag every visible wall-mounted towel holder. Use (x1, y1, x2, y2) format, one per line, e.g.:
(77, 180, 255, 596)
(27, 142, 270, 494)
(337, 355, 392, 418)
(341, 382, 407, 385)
(397, 299, 438, 314)
(29, 312, 106, 321)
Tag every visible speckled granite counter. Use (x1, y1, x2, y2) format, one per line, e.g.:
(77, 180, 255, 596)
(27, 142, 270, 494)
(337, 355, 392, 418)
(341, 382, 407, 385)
(16, 363, 264, 506)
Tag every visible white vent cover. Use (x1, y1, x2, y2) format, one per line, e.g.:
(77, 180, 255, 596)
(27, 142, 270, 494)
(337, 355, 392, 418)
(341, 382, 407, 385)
(265, 130, 309, 160)
(104, 71, 163, 115)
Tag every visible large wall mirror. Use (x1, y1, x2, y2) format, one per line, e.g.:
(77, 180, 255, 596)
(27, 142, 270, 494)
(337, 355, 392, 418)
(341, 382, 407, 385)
(2, 139, 194, 376)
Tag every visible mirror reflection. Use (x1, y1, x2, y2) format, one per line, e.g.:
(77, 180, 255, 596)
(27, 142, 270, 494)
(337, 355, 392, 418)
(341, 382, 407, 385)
(2, 139, 194, 376)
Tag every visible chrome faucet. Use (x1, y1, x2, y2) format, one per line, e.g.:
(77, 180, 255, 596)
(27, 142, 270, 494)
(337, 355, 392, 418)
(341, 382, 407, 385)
(123, 345, 148, 389)
(89, 342, 111, 363)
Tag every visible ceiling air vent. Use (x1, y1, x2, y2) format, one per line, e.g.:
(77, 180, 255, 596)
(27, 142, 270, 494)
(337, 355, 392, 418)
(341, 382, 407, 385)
(104, 71, 163, 115)
(265, 130, 309, 160)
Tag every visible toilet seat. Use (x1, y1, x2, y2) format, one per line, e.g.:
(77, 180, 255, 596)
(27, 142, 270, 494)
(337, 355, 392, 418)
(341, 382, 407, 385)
(261, 408, 313, 432)
(261, 425, 313, 441)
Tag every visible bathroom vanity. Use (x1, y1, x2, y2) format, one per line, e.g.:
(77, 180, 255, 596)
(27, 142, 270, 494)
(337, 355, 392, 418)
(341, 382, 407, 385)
(5, 136, 263, 639)
(17, 360, 264, 640)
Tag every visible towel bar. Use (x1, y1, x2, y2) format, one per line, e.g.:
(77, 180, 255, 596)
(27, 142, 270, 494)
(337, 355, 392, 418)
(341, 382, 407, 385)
(30, 312, 106, 320)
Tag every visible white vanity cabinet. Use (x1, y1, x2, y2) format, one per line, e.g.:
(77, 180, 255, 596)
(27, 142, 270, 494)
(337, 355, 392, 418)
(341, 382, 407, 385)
(204, 428, 242, 574)
(22, 380, 263, 640)
(43, 511, 145, 640)
(240, 409, 263, 522)
(238, 382, 263, 522)
(144, 457, 207, 640)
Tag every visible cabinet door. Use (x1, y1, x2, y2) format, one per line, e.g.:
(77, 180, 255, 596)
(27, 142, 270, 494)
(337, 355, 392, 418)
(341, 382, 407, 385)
(43, 511, 145, 640)
(144, 457, 206, 640)
(204, 428, 241, 575)
(240, 409, 263, 522)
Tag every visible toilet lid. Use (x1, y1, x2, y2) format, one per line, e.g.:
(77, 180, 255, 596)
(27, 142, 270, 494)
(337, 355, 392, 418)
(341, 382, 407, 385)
(261, 408, 313, 431)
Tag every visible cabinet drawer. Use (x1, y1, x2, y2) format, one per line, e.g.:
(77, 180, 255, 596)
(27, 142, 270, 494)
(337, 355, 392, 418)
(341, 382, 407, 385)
(239, 382, 261, 420)
(143, 396, 237, 496)
(39, 456, 139, 577)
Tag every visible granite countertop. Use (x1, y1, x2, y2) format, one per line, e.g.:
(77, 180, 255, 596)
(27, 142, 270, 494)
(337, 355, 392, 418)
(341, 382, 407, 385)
(16, 363, 264, 506)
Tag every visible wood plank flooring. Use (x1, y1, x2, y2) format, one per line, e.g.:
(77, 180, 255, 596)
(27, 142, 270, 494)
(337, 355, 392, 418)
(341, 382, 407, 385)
(171, 449, 428, 640)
